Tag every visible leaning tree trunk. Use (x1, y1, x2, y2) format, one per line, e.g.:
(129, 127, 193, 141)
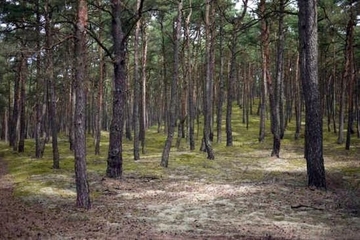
(161, 0, 182, 167)
(74, 0, 91, 209)
(298, 0, 326, 190)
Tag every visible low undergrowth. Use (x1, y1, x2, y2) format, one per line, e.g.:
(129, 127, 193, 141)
(0, 110, 359, 239)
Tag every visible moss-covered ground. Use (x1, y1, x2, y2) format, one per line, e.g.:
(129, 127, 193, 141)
(0, 106, 359, 239)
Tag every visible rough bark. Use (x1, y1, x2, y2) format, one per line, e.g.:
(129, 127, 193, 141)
(133, 0, 141, 160)
(74, 0, 91, 209)
(185, 2, 195, 150)
(17, 55, 26, 153)
(271, 0, 285, 158)
(298, 0, 326, 189)
(45, 1, 59, 169)
(344, 9, 355, 150)
(258, 0, 268, 142)
(106, 0, 127, 178)
(203, 0, 214, 159)
(161, 0, 182, 167)
(94, 1, 104, 156)
(140, 20, 148, 154)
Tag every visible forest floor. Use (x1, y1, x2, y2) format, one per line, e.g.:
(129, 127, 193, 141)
(1, 138, 360, 240)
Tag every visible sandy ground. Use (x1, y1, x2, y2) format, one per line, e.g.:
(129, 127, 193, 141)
(1, 155, 360, 240)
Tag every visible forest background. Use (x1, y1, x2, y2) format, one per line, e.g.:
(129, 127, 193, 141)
(0, 0, 360, 238)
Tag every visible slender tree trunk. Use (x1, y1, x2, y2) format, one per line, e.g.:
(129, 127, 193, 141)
(298, 0, 326, 189)
(258, 0, 268, 142)
(140, 20, 148, 154)
(226, 33, 237, 147)
(133, 0, 141, 160)
(216, 19, 224, 144)
(344, 9, 355, 150)
(294, 54, 302, 140)
(185, 1, 195, 150)
(202, 0, 214, 159)
(45, 1, 60, 168)
(161, 0, 182, 167)
(74, 0, 91, 209)
(18, 55, 27, 153)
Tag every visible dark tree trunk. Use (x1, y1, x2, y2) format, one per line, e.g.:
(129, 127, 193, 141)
(258, 0, 268, 142)
(226, 35, 236, 147)
(106, 0, 127, 178)
(161, 0, 182, 167)
(271, 0, 285, 158)
(18, 55, 27, 153)
(35, 2, 45, 158)
(133, 0, 141, 160)
(344, 9, 356, 150)
(203, 0, 214, 159)
(74, 0, 91, 209)
(140, 21, 148, 154)
(185, 5, 195, 150)
(10, 55, 21, 151)
(94, 5, 104, 156)
(294, 54, 302, 140)
(45, 1, 59, 169)
(298, 0, 326, 190)
(216, 20, 224, 144)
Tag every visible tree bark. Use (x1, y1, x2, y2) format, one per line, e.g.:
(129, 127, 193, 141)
(45, 1, 60, 169)
(258, 0, 268, 143)
(106, 0, 127, 178)
(298, 0, 326, 189)
(133, 0, 141, 160)
(74, 0, 91, 209)
(17, 54, 27, 153)
(161, 0, 182, 167)
(202, 0, 214, 159)
(271, 0, 285, 158)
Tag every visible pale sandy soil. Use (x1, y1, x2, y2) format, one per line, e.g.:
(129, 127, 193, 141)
(1, 153, 360, 240)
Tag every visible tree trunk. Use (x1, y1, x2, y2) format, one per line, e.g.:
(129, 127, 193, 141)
(106, 0, 127, 178)
(258, 0, 268, 142)
(18, 55, 27, 153)
(271, 0, 285, 158)
(298, 0, 326, 190)
(216, 19, 224, 144)
(45, 1, 60, 169)
(344, 9, 355, 150)
(226, 33, 237, 147)
(74, 0, 91, 209)
(202, 0, 214, 159)
(94, 7, 104, 155)
(185, 2, 195, 150)
(9, 55, 21, 151)
(140, 20, 148, 154)
(161, 0, 182, 167)
(35, 2, 45, 158)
